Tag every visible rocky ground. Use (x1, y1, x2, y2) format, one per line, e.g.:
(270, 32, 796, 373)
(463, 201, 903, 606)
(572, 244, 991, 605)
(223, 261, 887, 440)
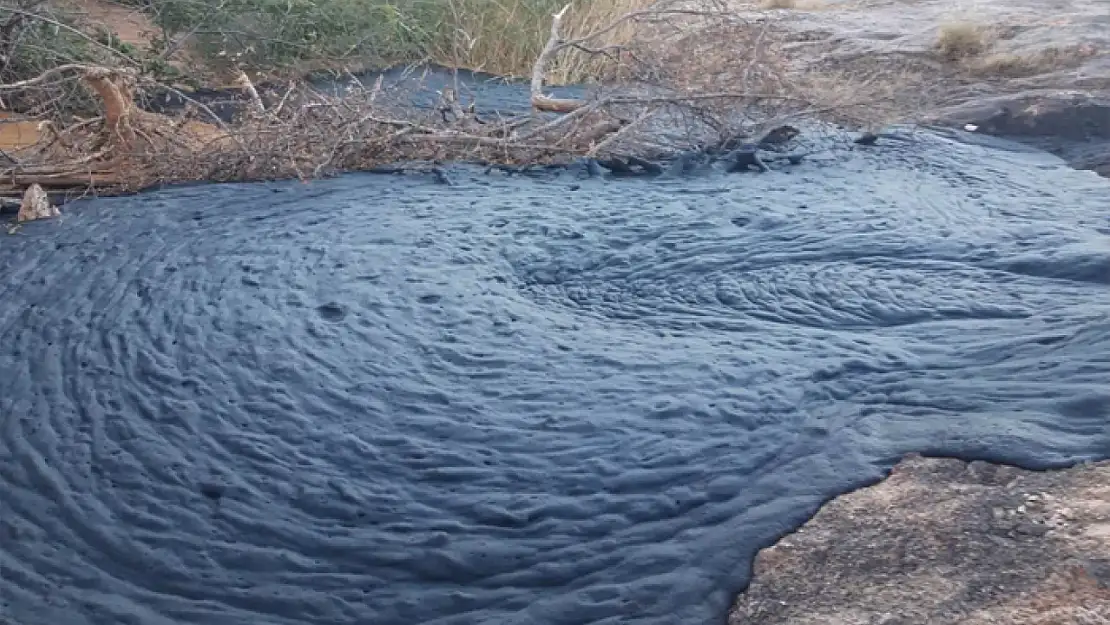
(730, 454, 1110, 624)
(719, 0, 1110, 175)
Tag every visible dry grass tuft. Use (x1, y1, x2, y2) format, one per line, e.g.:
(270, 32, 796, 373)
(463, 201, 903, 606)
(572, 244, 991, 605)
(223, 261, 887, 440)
(427, 0, 664, 85)
(935, 21, 989, 61)
(758, 0, 829, 11)
(550, 0, 658, 84)
(967, 47, 1083, 78)
(969, 52, 1040, 77)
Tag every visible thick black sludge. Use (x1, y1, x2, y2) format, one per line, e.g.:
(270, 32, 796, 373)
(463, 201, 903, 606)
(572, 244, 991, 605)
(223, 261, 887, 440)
(2, 129, 1109, 625)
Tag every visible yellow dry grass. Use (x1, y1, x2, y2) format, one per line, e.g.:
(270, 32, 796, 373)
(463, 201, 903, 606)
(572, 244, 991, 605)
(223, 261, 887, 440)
(759, 0, 828, 9)
(967, 47, 1086, 78)
(427, 0, 659, 84)
(550, 0, 654, 83)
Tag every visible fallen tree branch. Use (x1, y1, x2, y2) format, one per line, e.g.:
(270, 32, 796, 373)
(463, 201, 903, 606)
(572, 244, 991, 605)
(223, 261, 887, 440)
(132, 79, 231, 131)
(587, 107, 657, 156)
(514, 101, 600, 141)
(530, 3, 584, 113)
(0, 0, 851, 200)
(603, 91, 810, 105)
(528, 1, 731, 114)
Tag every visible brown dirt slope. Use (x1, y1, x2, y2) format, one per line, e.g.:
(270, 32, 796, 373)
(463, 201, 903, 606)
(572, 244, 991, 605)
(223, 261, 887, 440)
(730, 454, 1110, 625)
(61, 0, 157, 48)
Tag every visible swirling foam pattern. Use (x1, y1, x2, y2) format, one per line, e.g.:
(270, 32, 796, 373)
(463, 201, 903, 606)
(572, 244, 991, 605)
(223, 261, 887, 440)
(2, 130, 1109, 625)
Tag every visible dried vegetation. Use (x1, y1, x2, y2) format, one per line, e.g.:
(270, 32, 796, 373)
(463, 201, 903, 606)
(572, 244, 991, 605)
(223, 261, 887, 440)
(0, 0, 874, 197)
(966, 46, 1093, 79)
(758, 0, 825, 10)
(935, 21, 989, 61)
(0, 0, 890, 199)
(930, 19, 1094, 80)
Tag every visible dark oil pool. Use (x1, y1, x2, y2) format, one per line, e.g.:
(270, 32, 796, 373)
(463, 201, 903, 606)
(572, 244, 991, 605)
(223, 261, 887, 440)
(2, 129, 1108, 625)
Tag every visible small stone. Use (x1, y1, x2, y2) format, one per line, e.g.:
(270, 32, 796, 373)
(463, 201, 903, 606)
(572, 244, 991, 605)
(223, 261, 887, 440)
(17, 184, 59, 223)
(1015, 521, 1050, 536)
(1083, 560, 1110, 587)
(854, 132, 879, 146)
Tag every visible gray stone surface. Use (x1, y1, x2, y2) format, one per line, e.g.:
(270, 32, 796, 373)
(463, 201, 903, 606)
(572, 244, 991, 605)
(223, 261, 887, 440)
(730, 454, 1110, 625)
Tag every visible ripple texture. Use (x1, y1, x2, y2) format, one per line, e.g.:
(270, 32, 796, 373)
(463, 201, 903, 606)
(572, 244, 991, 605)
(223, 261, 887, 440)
(2, 131, 1109, 625)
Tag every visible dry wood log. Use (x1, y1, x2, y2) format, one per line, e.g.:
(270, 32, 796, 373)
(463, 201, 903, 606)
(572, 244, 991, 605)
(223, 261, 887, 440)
(1, 169, 122, 187)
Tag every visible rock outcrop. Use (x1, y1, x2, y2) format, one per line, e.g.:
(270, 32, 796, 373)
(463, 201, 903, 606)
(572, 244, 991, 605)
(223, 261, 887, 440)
(17, 183, 59, 222)
(720, 0, 1110, 177)
(730, 454, 1110, 625)
(929, 92, 1110, 177)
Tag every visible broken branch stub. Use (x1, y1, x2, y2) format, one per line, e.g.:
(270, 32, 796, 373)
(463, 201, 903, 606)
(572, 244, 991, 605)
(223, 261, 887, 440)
(234, 69, 266, 116)
(80, 67, 138, 148)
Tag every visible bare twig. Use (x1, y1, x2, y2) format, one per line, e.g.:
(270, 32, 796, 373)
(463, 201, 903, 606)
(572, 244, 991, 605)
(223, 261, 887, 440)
(587, 107, 656, 156)
(556, 5, 721, 53)
(0, 63, 93, 91)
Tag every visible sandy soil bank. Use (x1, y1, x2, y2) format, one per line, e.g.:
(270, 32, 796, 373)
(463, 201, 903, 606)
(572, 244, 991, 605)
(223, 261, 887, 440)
(730, 454, 1110, 624)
